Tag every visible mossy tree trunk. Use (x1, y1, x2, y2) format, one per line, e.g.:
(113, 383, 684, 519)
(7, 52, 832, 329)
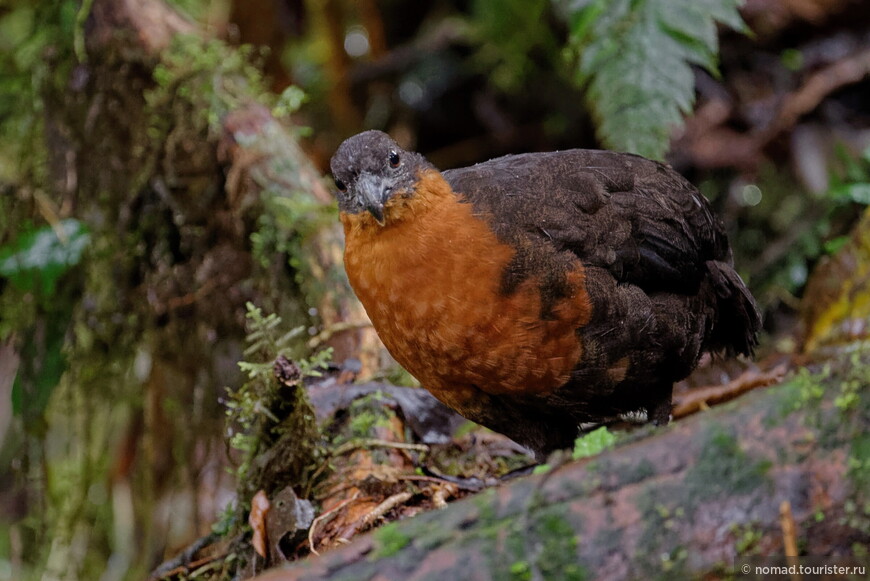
(14, 0, 380, 577)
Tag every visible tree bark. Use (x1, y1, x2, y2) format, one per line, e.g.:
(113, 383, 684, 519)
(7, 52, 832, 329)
(217, 105, 383, 373)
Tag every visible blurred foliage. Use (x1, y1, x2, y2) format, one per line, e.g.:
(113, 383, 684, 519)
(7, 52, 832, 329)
(0, 0, 78, 181)
(469, 0, 559, 93)
(830, 145, 870, 207)
(0, 219, 90, 425)
(289, 0, 747, 159)
(726, 146, 870, 304)
(0, 219, 90, 296)
(555, 0, 745, 159)
(145, 35, 269, 145)
(802, 204, 870, 353)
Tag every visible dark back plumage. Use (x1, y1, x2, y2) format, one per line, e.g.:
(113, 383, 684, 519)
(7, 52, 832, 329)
(443, 150, 760, 357)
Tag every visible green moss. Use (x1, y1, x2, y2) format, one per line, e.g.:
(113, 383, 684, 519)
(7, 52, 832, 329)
(510, 560, 532, 581)
(481, 503, 587, 581)
(848, 433, 870, 492)
(632, 427, 772, 577)
(634, 486, 690, 577)
(684, 426, 772, 502)
(474, 487, 497, 514)
(764, 365, 829, 429)
(341, 392, 397, 446)
(371, 522, 411, 559)
(348, 409, 381, 436)
(730, 522, 764, 555)
(611, 457, 657, 486)
(658, 546, 688, 575)
(841, 499, 870, 537)
(534, 511, 587, 581)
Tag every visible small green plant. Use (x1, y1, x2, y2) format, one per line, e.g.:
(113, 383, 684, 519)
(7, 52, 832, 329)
(223, 302, 330, 502)
(1, 218, 91, 423)
(573, 426, 617, 460)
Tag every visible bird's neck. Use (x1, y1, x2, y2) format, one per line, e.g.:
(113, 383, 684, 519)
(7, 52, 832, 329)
(341, 170, 504, 268)
(341, 168, 515, 310)
(341, 169, 455, 232)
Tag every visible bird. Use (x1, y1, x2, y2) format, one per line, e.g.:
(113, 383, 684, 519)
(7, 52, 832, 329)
(330, 130, 761, 460)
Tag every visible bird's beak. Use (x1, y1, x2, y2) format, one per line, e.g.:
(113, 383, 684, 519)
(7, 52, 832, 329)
(357, 173, 389, 226)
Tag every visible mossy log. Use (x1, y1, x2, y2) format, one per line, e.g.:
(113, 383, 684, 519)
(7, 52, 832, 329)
(251, 357, 869, 580)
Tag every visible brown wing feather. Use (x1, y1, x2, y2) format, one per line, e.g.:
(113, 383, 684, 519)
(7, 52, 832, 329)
(444, 150, 725, 291)
(443, 149, 760, 360)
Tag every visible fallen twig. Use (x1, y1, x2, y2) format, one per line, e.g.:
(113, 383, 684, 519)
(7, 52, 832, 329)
(330, 438, 430, 457)
(362, 491, 414, 526)
(308, 492, 362, 556)
(673, 364, 787, 419)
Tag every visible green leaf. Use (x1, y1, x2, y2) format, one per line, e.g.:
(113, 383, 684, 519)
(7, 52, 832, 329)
(572, 425, 616, 459)
(0, 218, 90, 295)
(12, 319, 66, 420)
(821, 236, 847, 256)
(557, 0, 746, 159)
(831, 183, 870, 205)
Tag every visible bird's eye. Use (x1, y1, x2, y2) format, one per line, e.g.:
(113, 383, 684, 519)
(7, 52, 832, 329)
(334, 178, 347, 192)
(388, 150, 400, 168)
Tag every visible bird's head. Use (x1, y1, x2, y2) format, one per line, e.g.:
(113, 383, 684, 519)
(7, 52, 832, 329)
(330, 130, 433, 226)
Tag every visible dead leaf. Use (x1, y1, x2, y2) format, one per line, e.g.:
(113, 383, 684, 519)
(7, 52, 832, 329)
(249, 489, 271, 559)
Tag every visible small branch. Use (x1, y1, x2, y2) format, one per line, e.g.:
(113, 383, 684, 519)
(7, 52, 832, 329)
(673, 364, 787, 419)
(308, 492, 361, 556)
(307, 321, 374, 350)
(362, 492, 413, 526)
(330, 438, 430, 458)
(757, 45, 870, 145)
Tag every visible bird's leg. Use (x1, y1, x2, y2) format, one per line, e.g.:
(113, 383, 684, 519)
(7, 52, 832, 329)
(646, 387, 673, 426)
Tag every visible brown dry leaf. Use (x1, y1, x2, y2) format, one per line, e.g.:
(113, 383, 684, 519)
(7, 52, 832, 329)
(249, 489, 271, 559)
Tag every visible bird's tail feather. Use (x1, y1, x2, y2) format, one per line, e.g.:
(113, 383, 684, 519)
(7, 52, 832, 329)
(706, 260, 762, 357)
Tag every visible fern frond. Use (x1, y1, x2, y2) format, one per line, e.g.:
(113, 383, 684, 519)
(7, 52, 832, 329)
(557, 0, 746, 159)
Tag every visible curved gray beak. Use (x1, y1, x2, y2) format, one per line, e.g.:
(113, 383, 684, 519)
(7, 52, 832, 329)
(356, 173, 390, 226)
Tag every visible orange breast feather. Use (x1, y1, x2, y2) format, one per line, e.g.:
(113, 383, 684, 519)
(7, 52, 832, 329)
(341, 170, 591, 408)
